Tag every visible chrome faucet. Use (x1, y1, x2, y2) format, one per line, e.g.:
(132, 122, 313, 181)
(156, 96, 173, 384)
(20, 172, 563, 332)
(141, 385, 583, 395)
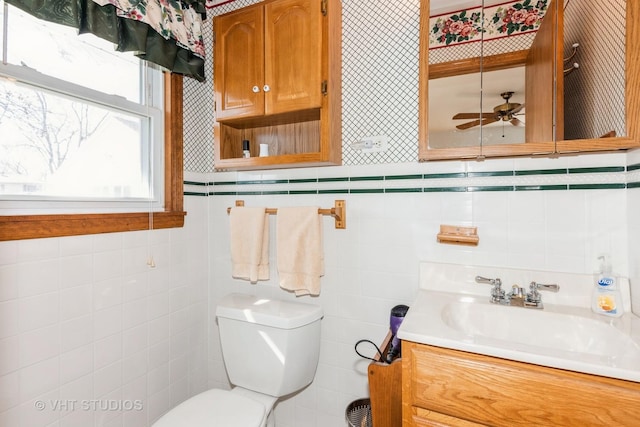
(475, 276, 506, 304)
(475, 276, 560, 309)
(526, 281, 560, 308)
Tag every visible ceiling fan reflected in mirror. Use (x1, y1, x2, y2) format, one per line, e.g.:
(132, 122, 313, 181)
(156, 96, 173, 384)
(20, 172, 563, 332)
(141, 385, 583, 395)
(453, 91, 525, 130)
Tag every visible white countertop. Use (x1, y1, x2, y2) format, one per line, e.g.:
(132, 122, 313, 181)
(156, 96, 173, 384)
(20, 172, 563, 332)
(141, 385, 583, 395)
(397, 262, 640, 382)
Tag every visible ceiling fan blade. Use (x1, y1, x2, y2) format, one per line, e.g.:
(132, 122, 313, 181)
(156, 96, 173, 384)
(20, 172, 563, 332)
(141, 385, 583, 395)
(510, 117, 525, 127)
(452, 112, 495, 120)
(480, 117, 499, 126)
(456, 119, 482, 130)
(456, 117, 500, 130)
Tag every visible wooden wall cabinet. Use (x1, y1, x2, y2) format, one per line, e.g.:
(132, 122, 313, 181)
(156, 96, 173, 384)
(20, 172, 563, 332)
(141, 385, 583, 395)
(402, 341, 640, 427)
(213, 0, 341, 170)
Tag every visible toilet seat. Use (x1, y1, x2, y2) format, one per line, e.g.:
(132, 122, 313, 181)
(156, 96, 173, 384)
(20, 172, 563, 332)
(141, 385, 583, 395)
(152, 388, 267, 427)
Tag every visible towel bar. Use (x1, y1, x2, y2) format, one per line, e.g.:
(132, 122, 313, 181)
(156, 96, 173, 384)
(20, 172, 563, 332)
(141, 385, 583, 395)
(227, 200, 346, 229)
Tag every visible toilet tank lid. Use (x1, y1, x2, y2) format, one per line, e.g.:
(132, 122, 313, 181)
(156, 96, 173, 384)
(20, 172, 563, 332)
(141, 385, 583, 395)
(216, 293, 323, 329)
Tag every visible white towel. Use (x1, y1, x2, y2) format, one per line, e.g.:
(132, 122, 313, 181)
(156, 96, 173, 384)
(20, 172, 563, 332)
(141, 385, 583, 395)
(276, 207, 324, 296)
(229, 207, 269, 283)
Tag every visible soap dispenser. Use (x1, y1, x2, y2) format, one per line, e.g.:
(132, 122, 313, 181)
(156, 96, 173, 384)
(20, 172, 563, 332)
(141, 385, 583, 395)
(591, 255, 623, 318)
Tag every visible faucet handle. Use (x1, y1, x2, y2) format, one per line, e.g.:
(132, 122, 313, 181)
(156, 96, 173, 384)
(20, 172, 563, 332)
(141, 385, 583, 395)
(530, 281, 560, 292)
(527, 281, 559, 305)
(475, 276, 502, 287)
(476, 276, 505, 303)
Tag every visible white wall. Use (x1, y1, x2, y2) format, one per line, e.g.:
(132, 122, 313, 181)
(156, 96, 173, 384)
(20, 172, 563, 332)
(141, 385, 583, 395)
(628, 149, 640, 312)
(205, 152, 632, 427)
(0, 196, 209, 427)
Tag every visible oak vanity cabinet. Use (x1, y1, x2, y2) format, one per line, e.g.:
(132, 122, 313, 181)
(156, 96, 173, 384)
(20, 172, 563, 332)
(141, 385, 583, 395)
(402, 342, 640, 426)
(213, 0, 341, 170)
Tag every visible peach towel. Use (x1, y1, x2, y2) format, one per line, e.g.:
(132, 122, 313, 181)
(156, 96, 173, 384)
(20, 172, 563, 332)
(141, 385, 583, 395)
(230, 207, 269, 283)
(276, 207, 324, 296)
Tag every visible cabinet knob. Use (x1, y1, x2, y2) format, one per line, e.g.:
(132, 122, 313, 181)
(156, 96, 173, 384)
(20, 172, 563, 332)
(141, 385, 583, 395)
(263, 84, 270, 92)
(252, 86, 260, 93)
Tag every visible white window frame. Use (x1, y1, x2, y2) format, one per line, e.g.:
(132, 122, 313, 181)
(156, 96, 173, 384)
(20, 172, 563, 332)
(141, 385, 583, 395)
(0, 3, 165, 215)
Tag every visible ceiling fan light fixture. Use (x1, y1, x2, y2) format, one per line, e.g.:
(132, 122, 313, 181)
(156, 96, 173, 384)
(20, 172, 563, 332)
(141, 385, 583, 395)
(453, 91, 524, 129)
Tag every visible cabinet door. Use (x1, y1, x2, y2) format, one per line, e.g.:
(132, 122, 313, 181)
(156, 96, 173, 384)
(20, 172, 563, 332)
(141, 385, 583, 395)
(525, 0, 564, 143)
(264, 0, 323, 115)
(215, 6, 265, 120)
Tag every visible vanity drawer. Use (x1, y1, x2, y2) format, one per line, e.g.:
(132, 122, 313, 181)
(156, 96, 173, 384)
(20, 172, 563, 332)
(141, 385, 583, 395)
(411, 407, 485, 427)
(402, 341, 640, 426)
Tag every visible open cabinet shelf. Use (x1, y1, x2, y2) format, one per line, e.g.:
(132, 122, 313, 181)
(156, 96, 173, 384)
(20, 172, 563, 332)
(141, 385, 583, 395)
(212, 0, 341, 171)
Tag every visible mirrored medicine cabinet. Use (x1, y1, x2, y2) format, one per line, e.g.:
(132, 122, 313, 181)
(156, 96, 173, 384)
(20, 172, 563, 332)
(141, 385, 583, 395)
(419, 0, 640, 161)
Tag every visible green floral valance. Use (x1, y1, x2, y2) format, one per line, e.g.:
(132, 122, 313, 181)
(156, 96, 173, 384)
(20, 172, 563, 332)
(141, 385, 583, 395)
(5, 0, 207, 81)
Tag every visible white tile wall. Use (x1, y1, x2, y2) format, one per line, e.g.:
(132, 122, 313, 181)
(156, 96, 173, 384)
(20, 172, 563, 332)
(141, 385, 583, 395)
(0, 197, 209, 427)
(206, 157, 634, 427)
(0, 169, 635, 426)
(628, 148, 640, 312)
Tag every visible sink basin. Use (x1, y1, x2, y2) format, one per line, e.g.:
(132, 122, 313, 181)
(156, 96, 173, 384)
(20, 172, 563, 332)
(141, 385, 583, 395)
(398, 289, 640, 382)
(441, 299, 640, 359)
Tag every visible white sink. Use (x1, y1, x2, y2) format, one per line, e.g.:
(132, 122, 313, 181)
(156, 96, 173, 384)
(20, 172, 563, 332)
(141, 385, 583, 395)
(397, 262, 640, 382)
(442, 298, 640, 359)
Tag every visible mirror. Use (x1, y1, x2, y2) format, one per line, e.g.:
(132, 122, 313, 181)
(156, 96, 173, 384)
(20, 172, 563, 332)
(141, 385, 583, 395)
(420, 0, 640, 161)
(427, 0, 483, 152)
(429, 66, 525, 149)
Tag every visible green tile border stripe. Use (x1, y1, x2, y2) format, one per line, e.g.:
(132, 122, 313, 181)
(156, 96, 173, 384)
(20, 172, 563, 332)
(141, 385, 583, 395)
(236, 191, 263, 196)
(568, 183, 627, 190)
(350, 175, 384, 181)
(386, 174, 423, 180)
(185, 164, 633, 196)
(261, 190, 290, 195)
(628, 163, 640, 172)
(467, 171, 514, 178)
(289, 178, 319, 184)
(466, 185, 514, 192)
(318, 189, 349, 194)
(199, 183, 633, 196)
(515, 168, 567, 176)
(568, 166, 626, 174)
(236, 179, 288, 185)
(424, 172, 467, 179)
(515, 185, 567, 191)
(289, 190, 319, 194)
(210, 191, 237, 196)
(349, 188, 385, 193)
(423, 186, 468, 192)
(385, 187, 423, 193)
(318, 177, 349, 183)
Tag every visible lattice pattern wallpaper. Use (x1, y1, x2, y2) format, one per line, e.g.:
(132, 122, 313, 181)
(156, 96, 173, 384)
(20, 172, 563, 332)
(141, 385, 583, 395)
(183, 19, 216, 174)
(563, 0, 626, 140)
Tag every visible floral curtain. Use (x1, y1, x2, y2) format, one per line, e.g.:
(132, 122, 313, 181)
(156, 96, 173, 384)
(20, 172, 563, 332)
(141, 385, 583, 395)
(5, 0, 207, 81)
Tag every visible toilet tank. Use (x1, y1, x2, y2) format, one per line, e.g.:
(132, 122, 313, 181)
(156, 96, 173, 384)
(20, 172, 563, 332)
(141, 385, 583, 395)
(216, 293, 323, 397)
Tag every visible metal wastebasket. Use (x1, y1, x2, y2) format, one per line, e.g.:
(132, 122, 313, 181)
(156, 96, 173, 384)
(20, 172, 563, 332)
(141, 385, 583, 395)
(345, 398, 372, 427)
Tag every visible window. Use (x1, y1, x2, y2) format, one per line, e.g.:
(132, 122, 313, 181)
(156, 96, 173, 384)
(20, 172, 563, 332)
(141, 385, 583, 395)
(0, 2, 184, 241)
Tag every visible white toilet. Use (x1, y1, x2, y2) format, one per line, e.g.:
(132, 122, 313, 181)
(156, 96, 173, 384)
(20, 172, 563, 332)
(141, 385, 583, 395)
(153, 293, 323, 427)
